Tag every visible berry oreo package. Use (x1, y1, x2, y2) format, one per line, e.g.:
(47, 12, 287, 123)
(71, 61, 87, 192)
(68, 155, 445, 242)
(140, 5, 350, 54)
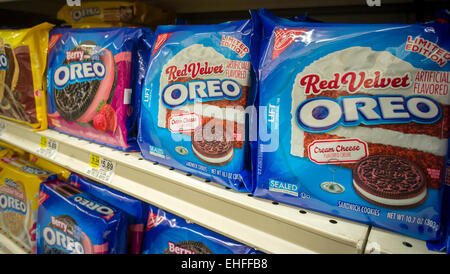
(68, 173, 148, 254)
(37, 180, 128, 254)
(141, 204, 261, 254)
(254, 9, 450, 241)
(138, 13, 260, 191)
(46, 27, 153, 151)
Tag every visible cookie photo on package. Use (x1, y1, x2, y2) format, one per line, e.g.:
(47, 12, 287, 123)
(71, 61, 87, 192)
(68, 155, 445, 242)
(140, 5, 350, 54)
(141, 204, 261, 254)
(0, 157, 57, 253)
(138, 13, 260, 192)
(0, 23, 54, 130)
(68, 173, 148, 254)
(254, 9, 450, 241)
(36, 180, 128, 254)
(46, 27, 153, 151)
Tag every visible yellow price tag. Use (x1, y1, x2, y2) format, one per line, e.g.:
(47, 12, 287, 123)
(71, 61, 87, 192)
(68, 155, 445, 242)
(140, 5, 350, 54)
(40, 136, 48, 148)
(89, 154, 100, 169)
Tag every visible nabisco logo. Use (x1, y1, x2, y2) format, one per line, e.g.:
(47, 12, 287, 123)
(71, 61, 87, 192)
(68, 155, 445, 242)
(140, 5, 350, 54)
(273, 29, 307, 60)
(153, 33, 173, 55)
(48, 34, 62, 53)
(146, 212, 165, 231)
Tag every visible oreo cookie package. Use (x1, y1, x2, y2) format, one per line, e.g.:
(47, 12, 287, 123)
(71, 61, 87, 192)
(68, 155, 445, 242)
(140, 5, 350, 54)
(0, 23, 54, 130)
(254, 9, 450, 241)
(0, 157, 56, 253)
(46, 27, 153, 151)
(68, 173, 148, 254)
(138, 14, 260, 191)
(36, 180, 128, 254)
(141, 205, 261, 254)
(427, 139, 450, 253)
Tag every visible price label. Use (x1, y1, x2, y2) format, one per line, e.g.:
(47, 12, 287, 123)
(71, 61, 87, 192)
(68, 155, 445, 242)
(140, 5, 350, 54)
(89, 154, 100, 169)
(36, 136, 58, 159)
(86, 154, 115, 183)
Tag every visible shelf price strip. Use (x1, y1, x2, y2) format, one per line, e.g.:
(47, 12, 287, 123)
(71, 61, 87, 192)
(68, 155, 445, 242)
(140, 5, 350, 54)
(35, 136, 58, 159)
(86, 153, 115, 183)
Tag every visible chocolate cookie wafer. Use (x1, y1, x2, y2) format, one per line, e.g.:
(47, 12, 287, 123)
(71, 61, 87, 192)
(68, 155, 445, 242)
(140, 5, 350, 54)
(192, 121, 234, 166)
(353, 155, 428, 209)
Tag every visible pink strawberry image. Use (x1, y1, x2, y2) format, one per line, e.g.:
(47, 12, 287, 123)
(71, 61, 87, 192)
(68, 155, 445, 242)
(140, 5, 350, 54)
(94, 100, 117, 133)
(99, 104, 117, 133)
(93, 113, 107, 132)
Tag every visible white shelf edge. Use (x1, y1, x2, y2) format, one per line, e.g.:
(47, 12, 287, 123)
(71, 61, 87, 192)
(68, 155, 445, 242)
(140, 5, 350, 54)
(1, 118, 371, 254)
(0, 229, 31, 254)
(365, 227, 444, 254)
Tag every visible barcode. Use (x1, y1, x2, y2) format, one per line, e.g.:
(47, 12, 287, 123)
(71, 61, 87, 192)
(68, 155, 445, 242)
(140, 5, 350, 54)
(87, 168, 112, 183)
(48, 139, 57, 150)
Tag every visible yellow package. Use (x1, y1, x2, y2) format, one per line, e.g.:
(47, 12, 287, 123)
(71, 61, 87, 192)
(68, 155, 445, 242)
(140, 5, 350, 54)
(28, 153, 71, 181)
(0, 146, 12, 158)
(0, 157, 56, 253)
(0, 23, 54, 130)
(0, 141, 28, 159)
(57, 1, 175, 29)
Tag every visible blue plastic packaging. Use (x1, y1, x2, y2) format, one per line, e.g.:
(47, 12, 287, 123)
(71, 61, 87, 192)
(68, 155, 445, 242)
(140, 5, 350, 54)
(36, 180, 128, 254)
(427, 139, 450, 253)
(253, 9, 450, 241)
(141, 204, 262, 254)
(68, 174, 149, 254)
(138, 13, 260, 192)
(47, 27, 153, 151)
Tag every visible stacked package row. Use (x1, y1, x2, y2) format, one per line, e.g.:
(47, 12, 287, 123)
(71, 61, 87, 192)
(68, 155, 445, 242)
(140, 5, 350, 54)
(0, 1, 448, 253)
(0, 143, 260, 254)
(137, 9, 450, 252)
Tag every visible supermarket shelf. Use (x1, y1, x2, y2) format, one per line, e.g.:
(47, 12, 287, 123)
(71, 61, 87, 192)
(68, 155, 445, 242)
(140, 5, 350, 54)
(365, 227, 443, 254)
(0, 0, 415, 17)
(0, 118, 370, 254)
(0, 229, 31, 254)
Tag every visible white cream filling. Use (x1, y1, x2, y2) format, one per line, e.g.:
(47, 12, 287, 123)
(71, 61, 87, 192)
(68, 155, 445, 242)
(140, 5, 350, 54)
(192, 145, 234, 164)
(353, 180, 427, 207)
(329, 126, 448, 157)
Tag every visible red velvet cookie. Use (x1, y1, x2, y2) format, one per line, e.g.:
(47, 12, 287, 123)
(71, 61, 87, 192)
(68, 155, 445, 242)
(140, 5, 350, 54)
(191, 123, 234, 166)
(353, 155, 427, 209)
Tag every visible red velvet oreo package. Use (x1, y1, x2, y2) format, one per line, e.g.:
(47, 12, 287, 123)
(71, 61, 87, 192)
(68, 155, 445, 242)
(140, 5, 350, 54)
(254, 9, 450, 241)
(36, 180, 128, 254)
(138, 14, 260, 191)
